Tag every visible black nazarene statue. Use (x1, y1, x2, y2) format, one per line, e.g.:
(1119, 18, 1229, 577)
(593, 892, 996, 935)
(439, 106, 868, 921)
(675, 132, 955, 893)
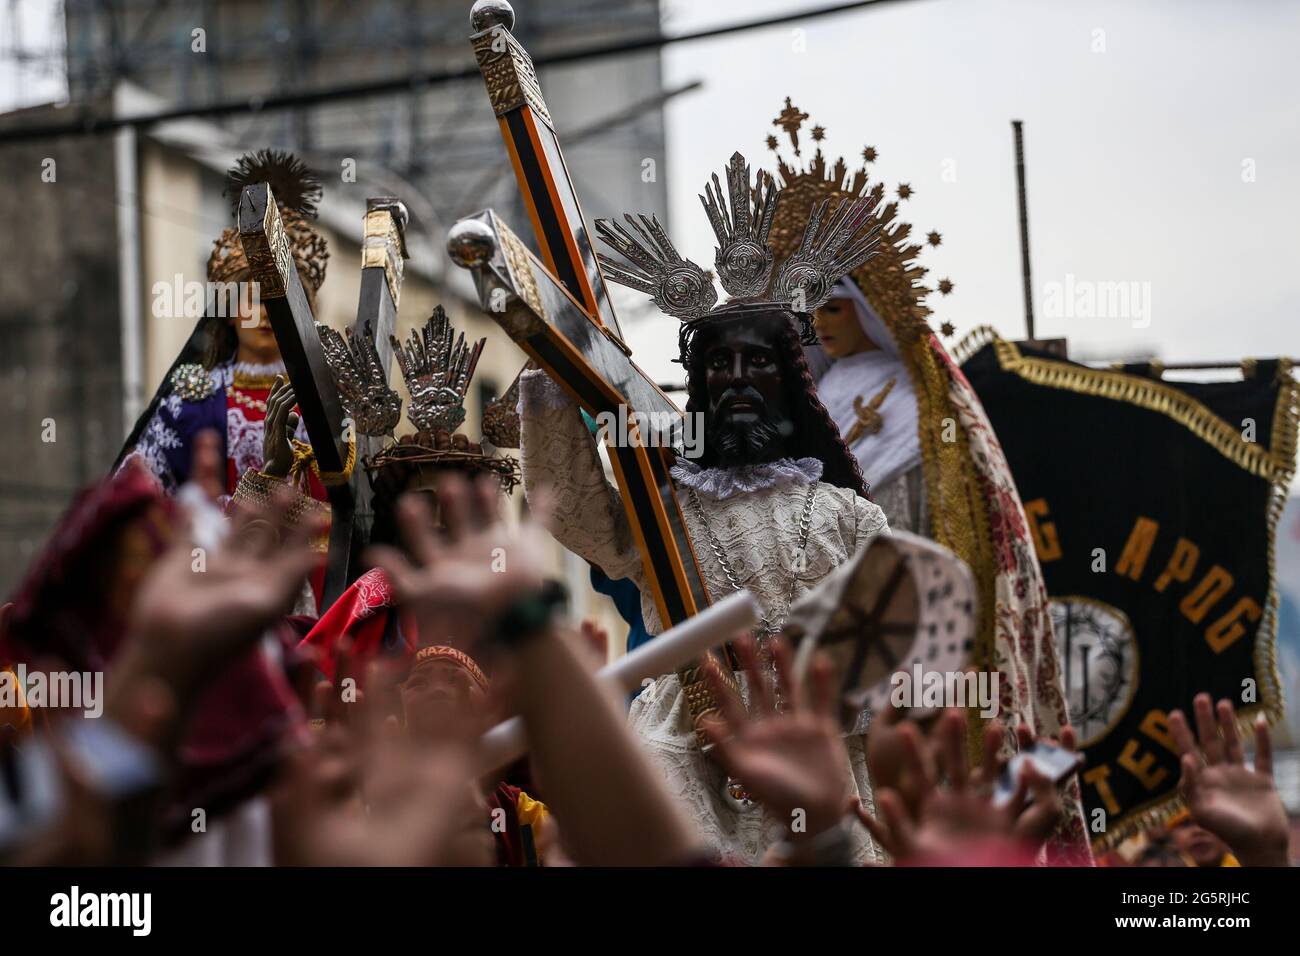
(515, 151, 891, 864)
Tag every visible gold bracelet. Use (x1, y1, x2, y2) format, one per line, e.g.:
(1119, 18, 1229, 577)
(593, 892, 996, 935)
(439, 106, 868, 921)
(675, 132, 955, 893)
(678, 660, 738, 749)
(232, 469, 331, 552)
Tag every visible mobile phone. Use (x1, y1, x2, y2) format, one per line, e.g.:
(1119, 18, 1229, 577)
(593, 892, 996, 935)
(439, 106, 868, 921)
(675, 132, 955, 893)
(991, 740, 1084, 807)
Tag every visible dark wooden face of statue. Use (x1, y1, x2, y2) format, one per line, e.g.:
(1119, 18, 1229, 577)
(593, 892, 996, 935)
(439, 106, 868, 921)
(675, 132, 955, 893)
(697, 315, 794, 467)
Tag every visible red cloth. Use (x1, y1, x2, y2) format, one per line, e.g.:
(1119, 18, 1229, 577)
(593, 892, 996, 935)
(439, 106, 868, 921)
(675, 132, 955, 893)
(299, 568, 417, 682)
(4, 461, 304, 841)
(4, 462, 175, 670)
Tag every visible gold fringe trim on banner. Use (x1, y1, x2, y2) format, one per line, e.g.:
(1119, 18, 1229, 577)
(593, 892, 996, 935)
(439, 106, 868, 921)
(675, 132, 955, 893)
(951, 327, 1297, 849)
(951, 324, 998, 366)
(989, 335, 1295, 483)
(1093, 793, 1192, 857)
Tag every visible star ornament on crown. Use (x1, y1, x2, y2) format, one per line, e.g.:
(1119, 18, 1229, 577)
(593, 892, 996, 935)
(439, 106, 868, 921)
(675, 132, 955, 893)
(594, 149, 884, 361)
(763, 98, 957, 343)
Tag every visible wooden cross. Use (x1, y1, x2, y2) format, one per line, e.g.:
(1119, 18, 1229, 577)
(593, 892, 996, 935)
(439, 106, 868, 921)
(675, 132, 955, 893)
(451, 210, 709, 626)
(468, 6, 626, 344)
(348, 198, 409, 550)
(239, 184, 406, 607)
(458, 5, 711, 629)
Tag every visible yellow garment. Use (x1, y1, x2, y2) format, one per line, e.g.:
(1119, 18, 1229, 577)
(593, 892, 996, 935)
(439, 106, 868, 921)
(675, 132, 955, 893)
(515, 790, 550, 863)
(515, 791, 548, 828)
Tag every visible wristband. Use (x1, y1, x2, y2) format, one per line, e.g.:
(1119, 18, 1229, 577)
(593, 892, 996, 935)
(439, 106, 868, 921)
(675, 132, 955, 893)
(489, 580, 568, 648)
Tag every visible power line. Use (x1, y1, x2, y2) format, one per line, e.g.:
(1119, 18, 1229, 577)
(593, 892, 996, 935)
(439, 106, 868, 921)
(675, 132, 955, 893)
(0, 0, 916, 144)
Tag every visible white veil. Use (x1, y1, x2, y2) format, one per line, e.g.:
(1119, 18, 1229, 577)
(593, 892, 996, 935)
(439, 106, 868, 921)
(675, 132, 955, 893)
(806, 280, 922, 490)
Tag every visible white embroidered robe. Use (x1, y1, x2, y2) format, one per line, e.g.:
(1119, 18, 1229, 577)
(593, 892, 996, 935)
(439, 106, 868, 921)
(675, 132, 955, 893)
(518, 369, 890, 863)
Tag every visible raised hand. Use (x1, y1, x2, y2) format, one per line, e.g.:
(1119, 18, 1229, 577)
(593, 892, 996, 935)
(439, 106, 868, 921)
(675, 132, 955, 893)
(317, 323, 401, 437)
(1, 729, 116, 866)
(261, 375, 299, 477)
(118, 438, 322, 704)
(855, 709, 1065, 865)
(865, 705, 941, 822)
(702, 635, 850, 841)
(1169, 694, 1289, 866)
(367, 474, 547, 651)
(273, 659, 487, 867)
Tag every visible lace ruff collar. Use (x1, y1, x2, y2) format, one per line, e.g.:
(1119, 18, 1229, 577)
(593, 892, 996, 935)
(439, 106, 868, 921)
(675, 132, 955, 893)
(671, 457, 823, 500)
(230, 359, 287, 390)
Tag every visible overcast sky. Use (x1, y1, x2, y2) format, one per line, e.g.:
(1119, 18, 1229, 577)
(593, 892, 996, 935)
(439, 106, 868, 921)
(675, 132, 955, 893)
(607, 0, 1300, 384)
(0, 0, 65, 111)
(5, 0, 1296, 380)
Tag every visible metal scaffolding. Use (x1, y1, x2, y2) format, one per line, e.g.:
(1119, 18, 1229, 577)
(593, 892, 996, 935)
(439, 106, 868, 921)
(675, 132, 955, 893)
(37, 0, 666, 223)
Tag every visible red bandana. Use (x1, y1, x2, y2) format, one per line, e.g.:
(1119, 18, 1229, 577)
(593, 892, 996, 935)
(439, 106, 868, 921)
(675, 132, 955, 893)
(299, 568, 417, 682)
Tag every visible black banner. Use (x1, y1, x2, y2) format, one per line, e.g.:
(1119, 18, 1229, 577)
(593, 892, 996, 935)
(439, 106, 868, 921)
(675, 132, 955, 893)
(960, 335, 1296, 846)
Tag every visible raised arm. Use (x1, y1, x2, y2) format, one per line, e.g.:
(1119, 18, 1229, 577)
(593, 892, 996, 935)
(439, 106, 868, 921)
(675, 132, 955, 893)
(517, 367, 645, 584)
(370, 475, 702, 865)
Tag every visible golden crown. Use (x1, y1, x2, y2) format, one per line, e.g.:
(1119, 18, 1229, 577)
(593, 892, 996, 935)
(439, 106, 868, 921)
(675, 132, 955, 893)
(764, 98, 955, 342)
(206, 150, 330, 295)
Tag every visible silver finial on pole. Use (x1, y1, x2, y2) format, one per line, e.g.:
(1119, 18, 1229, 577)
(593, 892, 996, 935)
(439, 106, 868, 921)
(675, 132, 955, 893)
(470, 0, 515, 33)
(447, 218, 498, 269)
